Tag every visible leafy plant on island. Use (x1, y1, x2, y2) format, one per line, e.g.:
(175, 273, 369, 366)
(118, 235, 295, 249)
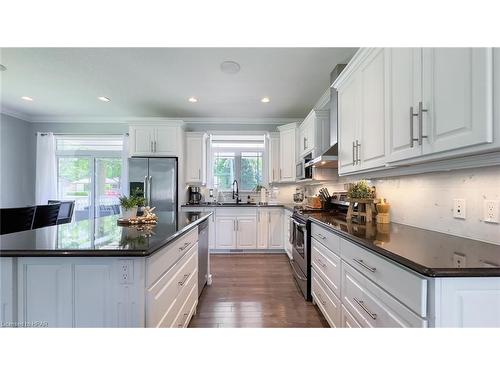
(119, 187, 146, 209)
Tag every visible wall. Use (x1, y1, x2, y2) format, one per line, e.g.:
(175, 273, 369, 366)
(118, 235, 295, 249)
(302, 166, 500, 245)
(0, 113, 36, 207)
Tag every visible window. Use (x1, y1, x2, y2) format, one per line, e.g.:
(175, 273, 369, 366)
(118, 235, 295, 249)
(55, 135, 123, 221)
(211, 135, 265, 191)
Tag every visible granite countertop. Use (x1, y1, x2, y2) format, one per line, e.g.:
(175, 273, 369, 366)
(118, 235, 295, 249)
(307, 213, 500, 277)
(0, 211, 211, 257)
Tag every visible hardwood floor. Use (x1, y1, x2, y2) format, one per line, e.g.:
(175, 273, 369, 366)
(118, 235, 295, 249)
(189, 254, 328, 328)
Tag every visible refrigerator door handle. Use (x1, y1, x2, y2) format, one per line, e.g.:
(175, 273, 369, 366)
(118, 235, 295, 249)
(143, 176, 148, 203)
(148, 176, 152, 206)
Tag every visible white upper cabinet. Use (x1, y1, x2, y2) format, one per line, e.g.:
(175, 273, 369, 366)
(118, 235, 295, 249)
(337, 70, 360, 174)
(337, 49, 387, 174)
(278, 122, 297, 182)
(387, 48, 423, 162)
(268, 133, 280, 184)
(185, 132, 207, 185)
(421, 48, 493, 155)
(358, 48, 387, 170)
(129, 122, 183, 157)
(129, 126, 155, 156)
(298, 110, 330, 158)
(335, 47, 498, 175)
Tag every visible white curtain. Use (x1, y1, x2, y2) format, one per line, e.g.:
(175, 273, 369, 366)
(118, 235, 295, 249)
(121, 133, 129, 195)
(35, 132, 57, 204)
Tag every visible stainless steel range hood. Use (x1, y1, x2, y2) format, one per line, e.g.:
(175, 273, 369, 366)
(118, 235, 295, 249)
(305, 63, 346, 169)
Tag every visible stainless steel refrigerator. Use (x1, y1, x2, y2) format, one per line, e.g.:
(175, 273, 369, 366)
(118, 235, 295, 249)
(128, 158, 177, 212)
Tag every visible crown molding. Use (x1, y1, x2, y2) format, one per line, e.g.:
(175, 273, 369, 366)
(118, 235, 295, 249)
(24, 115, 303, 125)
(313, 87, 331, 110)
(0, 108, 34, 122)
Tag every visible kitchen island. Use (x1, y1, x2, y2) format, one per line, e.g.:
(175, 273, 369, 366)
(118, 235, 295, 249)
(0, 211, 212, 328)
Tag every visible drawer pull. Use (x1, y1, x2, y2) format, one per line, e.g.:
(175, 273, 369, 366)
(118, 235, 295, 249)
(353, 258, 376, 273)
(316, 292, 326, 306)
(353, 297, 377, 320)
(178, 273, 190, 286)
(179, 242, 191, 252)
(317, 234, 327, 240)
(178, 312, 190, 328)
(315, 258, 327, 268)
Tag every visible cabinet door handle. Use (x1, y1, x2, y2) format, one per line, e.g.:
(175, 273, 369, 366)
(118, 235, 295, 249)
(151, 140, 153, 152)
(198, 169, 201, 179)
(154, 140, 157, 152)
(178, 273, 190, 286)
(353, 258, 376, 273)
(280, 169, 282, 180)
(355, 140, 361, 164)
(410, 106, 419, 147)
(352, 141, 356, 165)
(304, 137, 307, 150)
(353, 297, 377, 320)
(418, 101, 428, 145)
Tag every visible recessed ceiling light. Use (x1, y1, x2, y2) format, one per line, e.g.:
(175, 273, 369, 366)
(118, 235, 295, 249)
(261, 97, 271, 103)
(98, 96, 110, 102)
(0, 64, 6, 72)
(220, 61, 241, 74)
(188, 97, 198, 103)
(21, 96, 33, 101)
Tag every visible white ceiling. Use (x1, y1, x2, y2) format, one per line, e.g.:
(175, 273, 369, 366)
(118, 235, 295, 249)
(0, 48, 357, 121)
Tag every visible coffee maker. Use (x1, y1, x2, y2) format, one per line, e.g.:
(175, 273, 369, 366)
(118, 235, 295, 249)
(188, 186, 202, 204)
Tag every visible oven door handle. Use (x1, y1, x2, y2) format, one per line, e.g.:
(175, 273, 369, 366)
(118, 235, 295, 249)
(292, 219, 306, 228)
(289, 259, 307, 281)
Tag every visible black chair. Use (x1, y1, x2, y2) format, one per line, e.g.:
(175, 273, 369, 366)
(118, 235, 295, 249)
(48, 200, 75, 224)
(0, 206, 37, 235)
(32, 203, 61, 229)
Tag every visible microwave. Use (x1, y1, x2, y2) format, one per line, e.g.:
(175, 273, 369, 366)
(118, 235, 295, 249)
(296, 153, 313, 180)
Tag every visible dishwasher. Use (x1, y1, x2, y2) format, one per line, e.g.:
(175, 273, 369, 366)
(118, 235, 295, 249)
(197, 219, 210, 296)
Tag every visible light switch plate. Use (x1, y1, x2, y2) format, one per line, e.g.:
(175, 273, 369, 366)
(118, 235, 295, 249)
(453, 198, 466, 219)
(484, 200, 499, 223)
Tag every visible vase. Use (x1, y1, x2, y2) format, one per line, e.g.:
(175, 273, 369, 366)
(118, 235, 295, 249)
(121, 206, 138, 220)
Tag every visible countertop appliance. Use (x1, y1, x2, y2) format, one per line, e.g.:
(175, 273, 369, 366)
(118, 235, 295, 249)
(197, 217, 209, 296)
(305, 64, 346, 169)
(189, 186, 202, 204)
(129, 158, 177, 211)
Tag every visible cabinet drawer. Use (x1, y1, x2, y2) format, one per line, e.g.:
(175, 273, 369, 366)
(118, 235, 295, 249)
(341, 304, 362, 328)
(312, 269, 341, 328)
(342, 261, 427, 328)
(146, 245, 198, 327)
(311, 238, 341, 298)
(172, 280, 198, 328)
(311, 223, 340, 255)
(340, 238, 427, 317)
(146, 227, 198, 287)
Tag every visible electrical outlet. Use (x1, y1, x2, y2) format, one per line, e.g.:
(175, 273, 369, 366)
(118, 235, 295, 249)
(120, 260, 133, 284)
(483, 200, 500, 224)
(453, 198, 466, 219)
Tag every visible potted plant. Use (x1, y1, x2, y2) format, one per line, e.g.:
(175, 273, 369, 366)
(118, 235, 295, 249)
(347, 180, 375, 199)
(119, 188, 146, 219)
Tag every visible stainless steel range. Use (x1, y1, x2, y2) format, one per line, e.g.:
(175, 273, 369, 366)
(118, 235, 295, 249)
(289, 192, 349, 301)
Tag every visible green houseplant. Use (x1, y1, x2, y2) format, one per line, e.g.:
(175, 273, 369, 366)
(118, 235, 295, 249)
(347, 180, 375, 200)
(119, 188, 146, 219)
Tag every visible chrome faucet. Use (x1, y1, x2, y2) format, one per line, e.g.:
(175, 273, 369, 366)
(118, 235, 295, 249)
(232, 179, 241, 204)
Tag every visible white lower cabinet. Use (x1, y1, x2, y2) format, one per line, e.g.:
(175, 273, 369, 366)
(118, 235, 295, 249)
(8, 225, 202, 328)
(268, 209, 284, 249)
(236, 217, 257, 249)
(312, 269, 342, 328)
(284, 209, 293, 259)
(341, 304, 362, 328)
(215, 216, 237, 249)
(257, 210, 269, 249)
(341, 261, 427, 328)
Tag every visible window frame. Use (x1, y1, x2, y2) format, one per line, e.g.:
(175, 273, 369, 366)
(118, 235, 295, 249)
(211, 147, 264, 193)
